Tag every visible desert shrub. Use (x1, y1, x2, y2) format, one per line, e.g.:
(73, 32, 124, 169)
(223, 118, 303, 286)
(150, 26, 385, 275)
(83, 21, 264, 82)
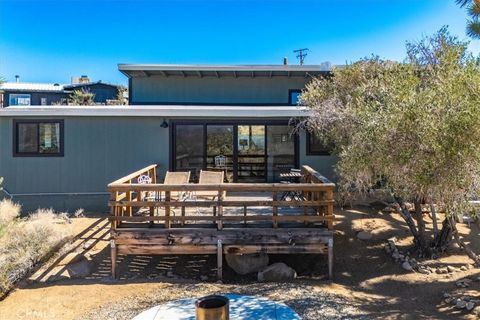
(0, 206, 73, 297)
(0, 199, 20, 237)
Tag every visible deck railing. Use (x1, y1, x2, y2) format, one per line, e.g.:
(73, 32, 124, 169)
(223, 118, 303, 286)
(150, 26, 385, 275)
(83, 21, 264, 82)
(107, 164, 336, 279)
(107, 165, 335, 230)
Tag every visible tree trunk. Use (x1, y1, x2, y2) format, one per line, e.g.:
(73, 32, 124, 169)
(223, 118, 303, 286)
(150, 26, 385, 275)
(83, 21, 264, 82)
(448, 216, 480, 267)
(429, 199, 439, 238)
(413, 199, 428, 255)
(394, 195, 423, 249)
(432, 218, 453, 251)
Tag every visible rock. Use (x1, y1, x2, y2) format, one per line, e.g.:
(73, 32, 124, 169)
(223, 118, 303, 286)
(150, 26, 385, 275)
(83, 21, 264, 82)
(387, 237, 397, 245)
(357, 231, 373, 241)
(443, 292, 451, 298)
(200, 275, 208, 281)
(226, 253, 269, 275)
(445, 297, 453, 304)
(473, 306, 480, 316)
(401, 261, 413, 271)
(466, 302, 475, 311)
(257, 263, 297, 282)
(447, 265, 457, 273)
(392, 252, 401, 260)
(83, 239, 95, 250)
(417, 267, 430, 274)
(455, 300, 467, 309)
(436, 268, 448, 274)
(460, 265, 468, 271)
(66, 259, 92, 278)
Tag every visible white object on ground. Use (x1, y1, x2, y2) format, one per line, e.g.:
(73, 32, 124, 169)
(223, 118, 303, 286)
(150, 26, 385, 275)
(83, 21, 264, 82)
(132, 293, 300, 320)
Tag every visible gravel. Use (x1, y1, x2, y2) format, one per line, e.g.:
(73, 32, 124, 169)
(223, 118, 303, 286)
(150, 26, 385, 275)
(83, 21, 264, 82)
(80, 281, 367, 320)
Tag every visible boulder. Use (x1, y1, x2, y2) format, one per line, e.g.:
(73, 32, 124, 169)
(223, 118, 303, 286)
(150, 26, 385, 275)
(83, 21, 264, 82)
(258, 263, 297, 282)
(466, 302, 475, 311)
(226, 253, 269, 275)
(357, 231, 372, 241)
(401, 261, 413, 272)
(455, 300, 467, 309)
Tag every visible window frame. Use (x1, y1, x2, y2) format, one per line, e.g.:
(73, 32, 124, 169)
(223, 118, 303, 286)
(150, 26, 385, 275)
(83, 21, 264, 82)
(13, 119, 65, 157)
(9, 93, 31, 106)
(288, 89, 302, 105)
(306, 131, 331, 156)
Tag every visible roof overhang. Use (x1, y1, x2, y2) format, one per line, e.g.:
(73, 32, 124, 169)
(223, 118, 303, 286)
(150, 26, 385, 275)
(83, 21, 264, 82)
(0, 105, 310, 118)
(118, 64, 332, 79)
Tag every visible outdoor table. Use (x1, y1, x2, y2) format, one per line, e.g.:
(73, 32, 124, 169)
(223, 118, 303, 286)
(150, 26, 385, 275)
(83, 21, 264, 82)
(132, 293, 301, 320)
(279, 171, 303, 201)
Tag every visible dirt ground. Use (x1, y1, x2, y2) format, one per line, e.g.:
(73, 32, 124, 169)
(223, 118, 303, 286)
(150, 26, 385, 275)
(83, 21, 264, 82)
(0, 205, 479, 320)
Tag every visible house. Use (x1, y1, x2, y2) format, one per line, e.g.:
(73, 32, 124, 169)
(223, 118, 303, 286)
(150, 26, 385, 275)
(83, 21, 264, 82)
(0, 78, 121, 107)
(0, 64, 336, 212)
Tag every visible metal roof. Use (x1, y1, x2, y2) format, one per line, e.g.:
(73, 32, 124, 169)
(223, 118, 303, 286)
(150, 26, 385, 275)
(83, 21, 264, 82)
(0, 105, 309, 118)
(0, 82, 67, 93)
(118, 63, 333, 78)
(63, 81, 120, 90)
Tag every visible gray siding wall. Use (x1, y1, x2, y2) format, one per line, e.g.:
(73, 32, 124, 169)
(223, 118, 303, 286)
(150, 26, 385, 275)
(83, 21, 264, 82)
(0, 117, 169, 213)
(299, 132, 337, 182)
(130, 76, 310, 105)
(0, 116, 336, 213)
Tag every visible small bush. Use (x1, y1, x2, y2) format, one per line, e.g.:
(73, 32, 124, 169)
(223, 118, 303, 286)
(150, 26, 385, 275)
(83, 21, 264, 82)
(0, 199, 20, 237)
(0, 206, 73, 297)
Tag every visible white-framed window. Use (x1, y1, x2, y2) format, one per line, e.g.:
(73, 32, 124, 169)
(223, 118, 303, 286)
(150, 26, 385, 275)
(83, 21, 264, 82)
(40, 97, 47, 105)
(9, 94, 31, 106)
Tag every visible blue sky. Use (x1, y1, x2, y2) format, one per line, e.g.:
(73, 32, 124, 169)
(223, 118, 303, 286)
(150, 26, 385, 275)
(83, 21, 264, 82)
(0, 0, 478, 85)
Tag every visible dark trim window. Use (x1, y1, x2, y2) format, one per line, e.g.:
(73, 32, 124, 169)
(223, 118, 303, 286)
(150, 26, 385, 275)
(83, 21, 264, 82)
(289, 89, 301, 105)
(306, 131, 331, 156)
(13, 119, 64, 157)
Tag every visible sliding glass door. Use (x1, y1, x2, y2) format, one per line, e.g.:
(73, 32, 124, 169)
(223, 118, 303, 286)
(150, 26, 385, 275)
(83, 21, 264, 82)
(237, 125, 266, 182)
(173, 122, 297, 182)
(206, 125, 234, 182)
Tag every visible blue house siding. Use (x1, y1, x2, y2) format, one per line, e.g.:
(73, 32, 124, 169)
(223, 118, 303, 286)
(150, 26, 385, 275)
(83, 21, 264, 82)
(66, 83, 119, 104)
(0, 116, 169, 213)
(3, 91, 68, 107)
(130, 76, 310, 105)
(0, 114, 335, 213)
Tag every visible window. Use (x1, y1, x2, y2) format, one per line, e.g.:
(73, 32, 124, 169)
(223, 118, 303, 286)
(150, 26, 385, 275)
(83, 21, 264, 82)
(13, 120, 64, 156)
(306, 131, 331, 156)
(41, 97, 47, 106)
(9, 94, 31, 106)
(289, 89, 301, 105)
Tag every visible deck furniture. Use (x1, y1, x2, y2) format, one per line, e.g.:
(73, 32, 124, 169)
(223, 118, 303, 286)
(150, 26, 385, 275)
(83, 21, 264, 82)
(279, 168, 303, 200)
(108, 164, 335, 280)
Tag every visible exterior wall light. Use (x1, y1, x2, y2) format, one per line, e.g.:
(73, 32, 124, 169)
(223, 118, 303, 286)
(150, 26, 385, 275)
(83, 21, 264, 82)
(160, 119, 169, 128)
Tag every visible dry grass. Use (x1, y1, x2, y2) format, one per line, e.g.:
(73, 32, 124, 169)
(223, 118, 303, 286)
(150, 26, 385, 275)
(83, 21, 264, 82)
(0, 200, 73, 297)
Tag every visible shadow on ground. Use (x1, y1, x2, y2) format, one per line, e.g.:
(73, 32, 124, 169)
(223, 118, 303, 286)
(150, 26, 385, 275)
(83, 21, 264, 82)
(14, 206, 480, 320)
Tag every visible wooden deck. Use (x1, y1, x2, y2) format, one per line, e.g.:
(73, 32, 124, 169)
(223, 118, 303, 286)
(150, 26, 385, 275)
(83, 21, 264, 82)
(108, 165, 335, 279)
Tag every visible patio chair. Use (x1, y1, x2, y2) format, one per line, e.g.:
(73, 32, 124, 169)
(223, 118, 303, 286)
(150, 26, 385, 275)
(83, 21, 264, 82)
(195, 170, 225, 200)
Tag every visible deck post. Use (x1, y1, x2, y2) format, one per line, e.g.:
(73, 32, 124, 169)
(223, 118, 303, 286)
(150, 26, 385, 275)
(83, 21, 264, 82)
(272, 191, 278, 228)
(217, 191, 223, 230)
(111, 240, 117, 279)
(165, 191, 171, 229)
(326, 188, 334, 230)
(217, 239, 223, 280)
(328, 238, 333, 280)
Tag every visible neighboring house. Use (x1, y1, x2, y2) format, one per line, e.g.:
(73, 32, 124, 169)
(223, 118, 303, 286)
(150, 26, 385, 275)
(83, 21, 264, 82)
(0, 82, 67, 107)
(0, 64, 336, 212)
(0, 81, 121, 107)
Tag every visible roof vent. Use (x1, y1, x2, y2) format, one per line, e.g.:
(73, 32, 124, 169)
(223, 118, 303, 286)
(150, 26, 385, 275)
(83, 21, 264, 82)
(15, 75, 20, 83)
(283, 57, 288, 65)
(54, 83, 60, 86)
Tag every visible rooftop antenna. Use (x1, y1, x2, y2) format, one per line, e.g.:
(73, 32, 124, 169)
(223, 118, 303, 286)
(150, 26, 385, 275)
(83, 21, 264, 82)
(293, 48, 309, 65)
